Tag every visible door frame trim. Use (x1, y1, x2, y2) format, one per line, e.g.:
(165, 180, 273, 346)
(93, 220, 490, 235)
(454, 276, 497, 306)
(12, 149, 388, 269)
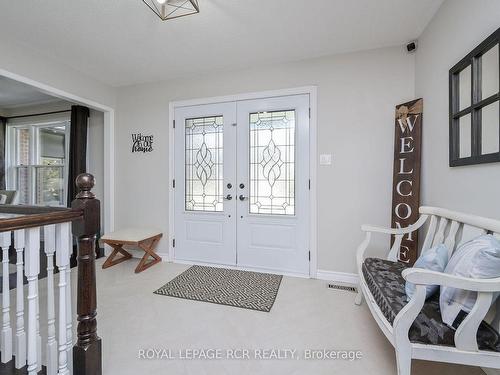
(168, 86, 318, 278)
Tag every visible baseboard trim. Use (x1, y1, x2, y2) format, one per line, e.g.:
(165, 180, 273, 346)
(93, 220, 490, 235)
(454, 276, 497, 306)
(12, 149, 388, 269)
(173, 258, 310, 279)
(148, 253, 360, 284)
(156, 251, 169, 260)
(316, 270, 359, 285)
(482, 368, 500, 375)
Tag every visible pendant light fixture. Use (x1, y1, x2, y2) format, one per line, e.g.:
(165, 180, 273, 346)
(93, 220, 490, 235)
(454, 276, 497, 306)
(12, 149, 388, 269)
(143, 0, 200, 21)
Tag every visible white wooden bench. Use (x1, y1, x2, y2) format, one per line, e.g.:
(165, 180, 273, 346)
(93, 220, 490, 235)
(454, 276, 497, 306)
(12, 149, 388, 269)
(355, 206, 500, 375)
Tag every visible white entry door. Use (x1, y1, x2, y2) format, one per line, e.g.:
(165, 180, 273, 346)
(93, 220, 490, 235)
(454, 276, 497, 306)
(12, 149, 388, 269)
(235, 95, 310, 275)
(174, 102, 237, 265)
(174, 94, 310, 275)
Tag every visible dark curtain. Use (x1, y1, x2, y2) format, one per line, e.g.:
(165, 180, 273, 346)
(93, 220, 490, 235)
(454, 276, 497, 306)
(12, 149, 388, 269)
(0, 116, 6, 190)
(67, 105, 89, 206)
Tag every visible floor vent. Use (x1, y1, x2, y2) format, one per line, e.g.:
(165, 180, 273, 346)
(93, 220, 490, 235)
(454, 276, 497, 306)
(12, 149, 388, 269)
(327, 283, 358, 293)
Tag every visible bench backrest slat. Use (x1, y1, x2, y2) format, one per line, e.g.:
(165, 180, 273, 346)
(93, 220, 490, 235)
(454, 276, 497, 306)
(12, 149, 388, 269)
(420, 207, 500, 233)
(432, 217, 448, 247)
(421, 215, 438, 253)
(419, 207, 500, 257)
(444, 220, 460, 259)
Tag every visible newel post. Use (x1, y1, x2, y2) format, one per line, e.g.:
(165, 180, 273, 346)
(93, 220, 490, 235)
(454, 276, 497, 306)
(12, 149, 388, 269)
(71, 173, 102, 375)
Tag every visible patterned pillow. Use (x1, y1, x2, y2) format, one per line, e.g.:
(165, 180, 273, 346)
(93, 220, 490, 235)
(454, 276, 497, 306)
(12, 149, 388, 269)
(405, 244, 449, 301)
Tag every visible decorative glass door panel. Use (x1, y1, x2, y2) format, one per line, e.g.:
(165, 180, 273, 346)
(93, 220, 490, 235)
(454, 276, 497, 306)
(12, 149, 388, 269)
(249, 110, 295, 215)
(185, 116, 224, 212)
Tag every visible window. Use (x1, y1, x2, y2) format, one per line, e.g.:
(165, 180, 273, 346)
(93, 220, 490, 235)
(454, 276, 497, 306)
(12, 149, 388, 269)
(7, 120, 69, 206)
(449, 27, 500, 166)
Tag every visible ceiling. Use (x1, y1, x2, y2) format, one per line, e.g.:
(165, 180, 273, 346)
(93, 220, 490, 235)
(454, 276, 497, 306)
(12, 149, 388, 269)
(0, 76, 61, 110)
(0, 0, 443, 87)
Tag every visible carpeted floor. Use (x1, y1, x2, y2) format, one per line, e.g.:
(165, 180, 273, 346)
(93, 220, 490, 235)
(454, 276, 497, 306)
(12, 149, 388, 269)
(9, 259, 484, 374)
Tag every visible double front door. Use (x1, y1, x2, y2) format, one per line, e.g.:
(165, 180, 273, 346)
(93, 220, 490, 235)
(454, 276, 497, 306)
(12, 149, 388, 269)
(174, 94, 310, 275)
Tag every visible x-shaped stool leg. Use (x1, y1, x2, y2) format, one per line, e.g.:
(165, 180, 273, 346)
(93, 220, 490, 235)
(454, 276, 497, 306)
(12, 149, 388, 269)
(102, 243, 133, 269)
(135, 236, 162, 273)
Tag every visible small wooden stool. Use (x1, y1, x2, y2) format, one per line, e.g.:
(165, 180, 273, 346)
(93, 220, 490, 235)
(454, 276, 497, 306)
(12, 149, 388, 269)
(101, 228, 163, 273)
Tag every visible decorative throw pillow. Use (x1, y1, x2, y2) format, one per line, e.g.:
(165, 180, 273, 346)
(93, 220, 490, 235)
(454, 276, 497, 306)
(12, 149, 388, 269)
(405, 244, 449, 301)
(0, 194, 7, 204)
(440, 234, 500, 327)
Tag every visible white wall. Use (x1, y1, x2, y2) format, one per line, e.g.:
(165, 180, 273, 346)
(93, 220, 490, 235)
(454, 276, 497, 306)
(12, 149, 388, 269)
(88, 109, 105, 233)
(116, 47, 416, 274)
(415, 0, 500, 219)
(0, 38, 115, 109)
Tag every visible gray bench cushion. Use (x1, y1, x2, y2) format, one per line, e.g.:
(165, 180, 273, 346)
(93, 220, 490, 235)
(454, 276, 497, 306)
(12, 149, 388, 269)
(362, 257, 500, 352)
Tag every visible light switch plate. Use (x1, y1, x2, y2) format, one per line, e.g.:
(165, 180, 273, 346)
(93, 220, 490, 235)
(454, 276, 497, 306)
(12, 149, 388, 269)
(319, 154, 332, 165)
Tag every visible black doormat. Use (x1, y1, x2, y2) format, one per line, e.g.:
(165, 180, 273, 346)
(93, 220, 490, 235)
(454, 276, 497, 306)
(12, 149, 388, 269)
(154, 265, 283, 312)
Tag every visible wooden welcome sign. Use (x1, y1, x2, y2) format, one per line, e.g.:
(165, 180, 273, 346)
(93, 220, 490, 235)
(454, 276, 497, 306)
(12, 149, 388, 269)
(390, 98, 423, 265)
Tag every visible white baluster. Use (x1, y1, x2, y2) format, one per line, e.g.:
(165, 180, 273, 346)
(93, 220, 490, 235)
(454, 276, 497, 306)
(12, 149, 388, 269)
(1, 231, 12, 363)
(56, 223, 70, 375)
(14, 229, 26, 369)
(25, 227, 40, 375)
(35, 281, 41, 372)
(65, 234, 73, 373)
(44, 225, 58, 375)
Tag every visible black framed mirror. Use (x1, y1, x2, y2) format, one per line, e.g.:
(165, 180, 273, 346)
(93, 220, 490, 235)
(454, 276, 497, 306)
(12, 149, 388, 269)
(449, 27, 500, 167)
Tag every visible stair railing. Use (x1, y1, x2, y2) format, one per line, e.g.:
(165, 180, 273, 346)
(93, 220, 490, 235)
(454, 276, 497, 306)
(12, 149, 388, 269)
(0, 173, 101, 375)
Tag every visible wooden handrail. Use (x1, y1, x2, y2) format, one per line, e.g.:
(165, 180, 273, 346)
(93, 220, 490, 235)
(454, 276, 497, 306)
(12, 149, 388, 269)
(0, 210, 83, 232)
(0, 208, 83, 232)
(0, 204, 71, 214)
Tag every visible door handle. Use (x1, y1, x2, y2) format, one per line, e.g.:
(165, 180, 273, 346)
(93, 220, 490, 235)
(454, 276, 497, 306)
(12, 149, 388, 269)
(224, 194, 233, 201)
(239, 195, 248, 201)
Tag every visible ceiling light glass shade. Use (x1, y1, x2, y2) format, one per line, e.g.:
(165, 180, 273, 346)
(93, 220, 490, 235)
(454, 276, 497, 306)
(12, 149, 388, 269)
(143, 0, 200, 21)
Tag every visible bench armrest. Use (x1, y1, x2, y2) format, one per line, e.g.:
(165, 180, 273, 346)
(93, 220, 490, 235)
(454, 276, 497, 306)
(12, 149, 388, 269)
(361, 224, 403, 235)
(398, 268, 499, 352)
(357, 215, 429, 263)
(402, 268, 500, 292)
(361, 215, 428, 236)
